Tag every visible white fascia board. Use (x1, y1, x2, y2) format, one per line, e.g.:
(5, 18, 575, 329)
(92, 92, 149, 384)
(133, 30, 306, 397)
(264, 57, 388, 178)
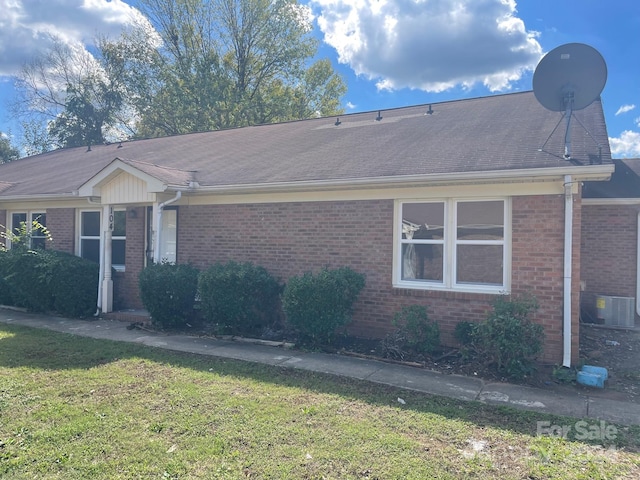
(187, 164, 615, 195)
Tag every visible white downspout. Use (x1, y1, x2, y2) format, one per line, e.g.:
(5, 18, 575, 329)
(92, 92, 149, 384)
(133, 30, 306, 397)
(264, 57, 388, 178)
(562, 175, 573, 368)
(153, 191, 181, 263)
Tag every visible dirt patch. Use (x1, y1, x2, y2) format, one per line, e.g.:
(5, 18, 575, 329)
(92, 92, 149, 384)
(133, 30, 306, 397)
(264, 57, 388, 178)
(328, 323, 640, 404)
(140, 319, 640, 404)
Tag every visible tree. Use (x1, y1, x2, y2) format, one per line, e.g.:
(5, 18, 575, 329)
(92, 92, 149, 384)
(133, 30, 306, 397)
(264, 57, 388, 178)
(134, 0, 346, 134)
(12, 35, 140, 150)
(11, 0, 346, 146)
(0, 133, 20, 163)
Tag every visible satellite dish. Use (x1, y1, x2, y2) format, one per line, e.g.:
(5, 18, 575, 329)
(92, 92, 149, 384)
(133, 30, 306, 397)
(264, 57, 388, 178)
(532, 43, 607, 159)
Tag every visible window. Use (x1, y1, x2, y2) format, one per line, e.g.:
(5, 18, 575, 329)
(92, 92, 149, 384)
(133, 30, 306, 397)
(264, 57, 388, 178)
(79, 209, 127, 270)
(397, 199, 509, 292)
(112, 210, 126, 271)
(9, 211, 47, 249)
(79, 211, 101, 264)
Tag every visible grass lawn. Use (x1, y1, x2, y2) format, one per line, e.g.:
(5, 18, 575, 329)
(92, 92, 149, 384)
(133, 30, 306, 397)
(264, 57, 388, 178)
(1, 323, 639, 479)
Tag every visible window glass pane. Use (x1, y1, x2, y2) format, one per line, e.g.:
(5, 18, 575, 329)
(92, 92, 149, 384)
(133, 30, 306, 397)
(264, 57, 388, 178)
(112, 239, 126, 266)
(31, 237, 46, 250)
(81, 239, 100, 264)
(160, 209, 177, 264)
(30, 213, 46, 239)
(113, 210, 126, 236)
(11, 213, 26, 234)
(82, 211, 101, 236)
(402, 203, 444, 240)
(456, 245, 503, 285)
(457, 201, 503, 240)
(402, 244, 443, 282)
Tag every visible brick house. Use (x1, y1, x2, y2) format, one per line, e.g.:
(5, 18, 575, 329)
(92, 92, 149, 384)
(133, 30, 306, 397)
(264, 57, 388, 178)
(0, 91, 617, 365)
(581, 158, 640, 327)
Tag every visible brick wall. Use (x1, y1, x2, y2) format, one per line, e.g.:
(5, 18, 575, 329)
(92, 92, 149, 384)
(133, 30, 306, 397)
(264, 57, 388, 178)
(45, 208, 76, 253)
(581, 204, 638, 298)
(158, 195, 574, 363)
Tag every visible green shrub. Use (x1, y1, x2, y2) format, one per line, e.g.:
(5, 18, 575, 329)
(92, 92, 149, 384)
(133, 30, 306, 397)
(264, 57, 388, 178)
(383, 305, 440, 357)
(282, 267, 365, 347)
(2, 249, 56, 312)
(0, 250, 16, 306)
(453, 321, 476, 346)
(198, 261, 282, 336)
(50, 251, 99, 318)
(139, 263, 199, 328)
(472, 294, 544, 380)
(0, 249, 98, 316)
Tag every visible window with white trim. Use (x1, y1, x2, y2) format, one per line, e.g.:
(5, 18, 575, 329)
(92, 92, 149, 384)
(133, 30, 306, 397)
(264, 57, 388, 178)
(79, 210, 101, 264)
(9, 211, 47, 249)
(111, 210, 126, 271)
(78, 209, 127, 271)
(397, 199, 509, 292)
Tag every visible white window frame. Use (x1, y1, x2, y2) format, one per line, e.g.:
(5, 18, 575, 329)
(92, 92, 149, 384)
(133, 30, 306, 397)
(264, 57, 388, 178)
(7, 210, 47, 249)
(77, 209, 102, 264)
(394, 198, 511, 294)
(111, 209, 126, 272)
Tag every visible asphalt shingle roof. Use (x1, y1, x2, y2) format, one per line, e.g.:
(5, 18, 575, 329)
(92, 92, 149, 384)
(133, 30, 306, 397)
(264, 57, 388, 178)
(0, 91, 611, 198)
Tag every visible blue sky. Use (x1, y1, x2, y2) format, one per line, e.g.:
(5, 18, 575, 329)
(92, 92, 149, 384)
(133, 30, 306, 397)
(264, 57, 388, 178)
(0, 0, 638, 158)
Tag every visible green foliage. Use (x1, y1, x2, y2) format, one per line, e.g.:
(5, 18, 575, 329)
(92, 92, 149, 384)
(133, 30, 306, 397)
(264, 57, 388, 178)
(50, 251, 100, 318)
(382, 305, 440, 359)
(138, 263, 200, 328)
(281, 267, 365, 346)
(0, 248, 98, 317)
(552, 365, 577, 384)
(0, 251, 15, 305)
(453, 321, 476, 346)
(0, 132, 20, 163)
(197, 261, 282, 336)
(472, 294, 544, 380)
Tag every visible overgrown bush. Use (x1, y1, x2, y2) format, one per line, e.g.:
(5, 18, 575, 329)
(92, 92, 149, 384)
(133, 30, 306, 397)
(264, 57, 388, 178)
(0, 250, 16, 306)
(139, 263, 199, 328)
(381, 305, 440, 359)
(453, 321, 476, 346)
(198, 261, 282, 336)
(282, 266, 365, 347)
(0, 249, 98, 316)
(50, 251, 100, 318)
(472, 294, 544, 380)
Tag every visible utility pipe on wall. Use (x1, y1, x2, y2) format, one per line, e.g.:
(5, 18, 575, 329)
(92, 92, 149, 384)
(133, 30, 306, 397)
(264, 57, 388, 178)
(562, 175, 573, 368)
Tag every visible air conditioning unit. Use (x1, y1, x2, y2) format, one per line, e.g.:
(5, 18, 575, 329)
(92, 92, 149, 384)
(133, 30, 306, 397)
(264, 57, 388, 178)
(596, 295, 636, 327)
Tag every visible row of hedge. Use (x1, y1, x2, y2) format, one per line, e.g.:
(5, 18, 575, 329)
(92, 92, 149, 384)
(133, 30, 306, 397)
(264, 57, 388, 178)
(0, 248, 99, 318)
(138, 262, 365, 346)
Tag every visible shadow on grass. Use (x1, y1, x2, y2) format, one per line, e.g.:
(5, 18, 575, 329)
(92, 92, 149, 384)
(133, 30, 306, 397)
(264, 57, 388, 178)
(1, 319, 639, 452)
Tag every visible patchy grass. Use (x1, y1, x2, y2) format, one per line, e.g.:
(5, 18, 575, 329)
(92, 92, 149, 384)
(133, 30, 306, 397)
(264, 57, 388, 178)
(0, 324, 639, 479)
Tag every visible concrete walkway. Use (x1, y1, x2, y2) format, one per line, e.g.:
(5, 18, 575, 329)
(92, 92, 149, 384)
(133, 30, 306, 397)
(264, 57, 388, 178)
(1, 307, 639, 427)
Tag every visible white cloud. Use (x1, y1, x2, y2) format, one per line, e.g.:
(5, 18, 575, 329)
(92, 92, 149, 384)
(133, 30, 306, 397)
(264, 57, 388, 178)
(636, 117, 640, 128)
(609, 130, 640, 158)
(346, 101, 357, 109)
(0, 0, 146, 77)
(310, 0, 543, 93)
(615, 104, 636, 116)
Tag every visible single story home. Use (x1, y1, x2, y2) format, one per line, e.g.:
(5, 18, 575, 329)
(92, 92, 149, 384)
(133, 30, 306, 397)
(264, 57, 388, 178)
(0, 91, 619, 365)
